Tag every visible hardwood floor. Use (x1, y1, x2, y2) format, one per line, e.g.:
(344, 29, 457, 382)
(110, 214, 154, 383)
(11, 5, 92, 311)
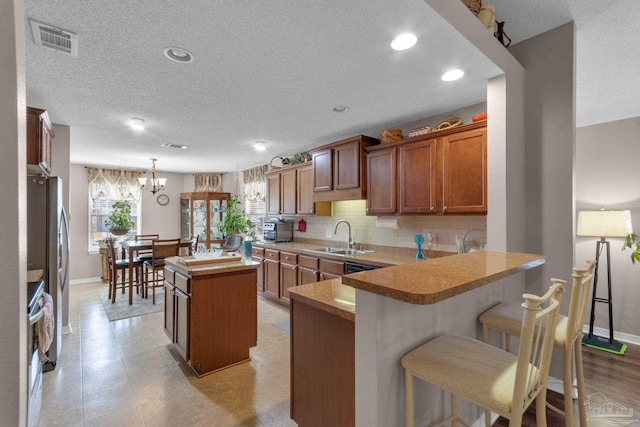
(494, 342, 640, 426)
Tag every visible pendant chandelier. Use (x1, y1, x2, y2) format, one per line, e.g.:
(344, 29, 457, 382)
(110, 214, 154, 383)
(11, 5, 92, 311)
(138, 158, 167, 195)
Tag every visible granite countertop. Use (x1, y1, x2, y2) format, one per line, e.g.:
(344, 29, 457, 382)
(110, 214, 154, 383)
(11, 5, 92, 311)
(341, 250, 544, 305)
(288, 279, 356, 322)
(252, 240, 424, 267)
(164, 256, 258, 277)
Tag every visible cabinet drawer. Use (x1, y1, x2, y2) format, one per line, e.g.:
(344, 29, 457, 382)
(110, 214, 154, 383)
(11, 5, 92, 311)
(298, 255, 319, 269)
(265, 249, 280, 260)
(280, 251, 298, 265)
(252, 247, 265, 257)
(319, 259, 345, 276)
(164, 266, 175, 285)
(174, 271, 190, 294)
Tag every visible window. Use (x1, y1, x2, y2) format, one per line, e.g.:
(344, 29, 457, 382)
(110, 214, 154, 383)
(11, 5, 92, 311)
(243, 165, 267, 235)
(87, 167, 143, 251)
(88, 197, 141, 251)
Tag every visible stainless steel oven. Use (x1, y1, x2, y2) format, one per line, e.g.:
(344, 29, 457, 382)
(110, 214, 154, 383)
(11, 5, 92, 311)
(27, 280, 45, 427)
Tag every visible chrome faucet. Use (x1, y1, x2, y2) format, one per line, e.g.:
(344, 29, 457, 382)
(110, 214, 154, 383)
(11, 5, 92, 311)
(334, 219, 354, 249)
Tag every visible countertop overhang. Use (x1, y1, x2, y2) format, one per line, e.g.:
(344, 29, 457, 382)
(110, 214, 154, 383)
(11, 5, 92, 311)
(341, 250, 544, 305)
(164, 256, 258, 276)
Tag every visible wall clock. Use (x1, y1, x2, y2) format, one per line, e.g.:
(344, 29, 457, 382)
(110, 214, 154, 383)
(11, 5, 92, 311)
(156, 194, 170, 206)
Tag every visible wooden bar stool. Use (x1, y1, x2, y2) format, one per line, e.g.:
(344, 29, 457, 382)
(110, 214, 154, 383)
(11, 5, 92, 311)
(143, 238, 180, 304)
(479, 261, 595, 426)
(106, 240, 142, 303)
(402, 280, 565, 427)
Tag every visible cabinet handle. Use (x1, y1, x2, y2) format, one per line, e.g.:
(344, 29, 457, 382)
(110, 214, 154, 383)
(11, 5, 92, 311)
(430, 206, 435, 212)
(443, 205, 448, 212)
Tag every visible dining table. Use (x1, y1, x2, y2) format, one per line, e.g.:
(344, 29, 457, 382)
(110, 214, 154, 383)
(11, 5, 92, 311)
(122, 238, 192, 305)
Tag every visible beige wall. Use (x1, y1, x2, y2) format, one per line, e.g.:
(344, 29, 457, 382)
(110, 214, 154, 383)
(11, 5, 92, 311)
(575, 116, 640, 337)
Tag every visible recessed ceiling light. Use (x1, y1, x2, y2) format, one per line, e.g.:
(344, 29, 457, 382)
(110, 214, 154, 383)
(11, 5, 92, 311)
(254, 141, 267, 152)
(163, 47, 194, 63)
(127, 117, 146, 131)
(333, 106, 349, 113)
(391, 33, 417, 51)
(442, 69, 465, 82)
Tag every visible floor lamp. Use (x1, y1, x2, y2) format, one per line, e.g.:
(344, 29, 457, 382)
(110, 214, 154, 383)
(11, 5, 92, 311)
(577, 209, 633, 355)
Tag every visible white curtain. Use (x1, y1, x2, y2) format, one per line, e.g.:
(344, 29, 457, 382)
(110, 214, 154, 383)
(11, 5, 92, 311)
(87, 167, 142, 201)
(243, 165, 266, 202)
(194, 173, 223, 192)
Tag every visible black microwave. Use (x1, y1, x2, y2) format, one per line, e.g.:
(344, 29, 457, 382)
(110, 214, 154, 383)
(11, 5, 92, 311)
(263, 221, 293, 242)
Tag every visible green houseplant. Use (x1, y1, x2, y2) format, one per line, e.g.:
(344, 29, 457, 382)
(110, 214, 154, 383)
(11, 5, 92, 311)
(219, 195, 256, 240)
(623, 233, 640, 264)
(105, 200, 134, 235)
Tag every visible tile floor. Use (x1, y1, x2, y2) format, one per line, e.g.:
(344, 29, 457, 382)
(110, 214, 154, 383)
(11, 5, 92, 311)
(38, 281, 297, 426)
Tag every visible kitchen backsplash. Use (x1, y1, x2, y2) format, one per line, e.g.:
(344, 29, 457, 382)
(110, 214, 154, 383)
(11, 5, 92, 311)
(281, 200, 487, 253)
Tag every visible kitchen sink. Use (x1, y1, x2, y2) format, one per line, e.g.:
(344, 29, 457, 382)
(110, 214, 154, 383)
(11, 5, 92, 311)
(304, 247, 374, 256)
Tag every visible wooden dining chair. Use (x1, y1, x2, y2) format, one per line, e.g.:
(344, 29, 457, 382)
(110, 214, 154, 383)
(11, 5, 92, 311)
(143, 238, 180, 304)
(133, 234, 159, 261)
(402, 280, 565, 427)
(479, 261, 595, 426)
(106, 239, 143, 303)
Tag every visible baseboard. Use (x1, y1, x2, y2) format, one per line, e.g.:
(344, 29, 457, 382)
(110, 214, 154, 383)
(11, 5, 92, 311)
(70, 277, 103, 285)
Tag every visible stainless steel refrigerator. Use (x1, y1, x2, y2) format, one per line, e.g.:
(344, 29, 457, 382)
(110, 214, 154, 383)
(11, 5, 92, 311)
(27, 175, 69, 371)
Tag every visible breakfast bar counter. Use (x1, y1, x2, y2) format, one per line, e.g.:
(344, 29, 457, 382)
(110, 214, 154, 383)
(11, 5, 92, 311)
(289, 250, 545, 427)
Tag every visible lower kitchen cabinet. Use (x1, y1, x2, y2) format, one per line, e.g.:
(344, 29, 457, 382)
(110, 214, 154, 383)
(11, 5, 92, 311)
(264, 249, 280, 301)
(252, 247, 265, 292)
(164, 270, 190, 361)
(319, 258, 345, 281)
(297, 255, 320, 285)
(279, 251, 298, 304)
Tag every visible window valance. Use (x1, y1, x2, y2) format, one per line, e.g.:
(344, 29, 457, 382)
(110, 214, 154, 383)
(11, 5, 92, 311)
(194, 173, 223, 192)
(87, 167, 143, 201)
(243, 165, 267, 202)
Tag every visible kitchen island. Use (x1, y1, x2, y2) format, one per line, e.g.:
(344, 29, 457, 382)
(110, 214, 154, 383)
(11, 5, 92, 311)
(289, 250, 544, 427)
(163, 256, 258, 377)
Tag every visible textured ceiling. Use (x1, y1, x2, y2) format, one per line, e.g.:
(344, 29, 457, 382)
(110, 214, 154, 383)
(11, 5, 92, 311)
(23, 0, 640, 173)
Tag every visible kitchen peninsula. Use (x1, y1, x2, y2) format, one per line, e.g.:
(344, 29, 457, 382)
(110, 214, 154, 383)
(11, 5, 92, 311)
(163, 256, 258, 377)
(289, 250, 544, 427)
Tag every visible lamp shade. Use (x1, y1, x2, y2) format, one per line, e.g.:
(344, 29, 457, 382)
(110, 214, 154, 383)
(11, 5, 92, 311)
(576, 209, 633, 237)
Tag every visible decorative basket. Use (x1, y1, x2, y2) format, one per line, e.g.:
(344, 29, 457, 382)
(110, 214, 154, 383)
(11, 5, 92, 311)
(434, 117, 462, 131)
(409, 125, 432, 138)
(461, 0, 482, 15)
(378, 128, 403, 144)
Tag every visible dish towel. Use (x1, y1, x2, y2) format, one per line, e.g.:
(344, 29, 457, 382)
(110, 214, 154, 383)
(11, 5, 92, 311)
(37, 292, 55, 363)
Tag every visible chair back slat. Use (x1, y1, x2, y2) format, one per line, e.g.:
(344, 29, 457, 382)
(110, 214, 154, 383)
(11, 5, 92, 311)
(513, 280, 565, 412)
(189, 235, 200, 255)
(106, 240, 117, 262)
(135, 234, 159, 241)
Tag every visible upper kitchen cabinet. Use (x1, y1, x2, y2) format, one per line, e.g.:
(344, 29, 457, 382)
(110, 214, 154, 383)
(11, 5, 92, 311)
(366, 122, 487, 216)
(311, 135, 379, 202)
(266, 163, 331, 216)
(27, 107, 54, 175)
(180, 192, 231, 249)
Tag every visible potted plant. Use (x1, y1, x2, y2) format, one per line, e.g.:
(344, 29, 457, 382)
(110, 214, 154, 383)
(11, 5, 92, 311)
(219, 195, 256, 241)
(105, 200, 134, 236)
(623, 233, 640, 264)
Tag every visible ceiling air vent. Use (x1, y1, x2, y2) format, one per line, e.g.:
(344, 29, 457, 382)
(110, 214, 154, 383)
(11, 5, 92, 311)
(29, 19, 78, 57)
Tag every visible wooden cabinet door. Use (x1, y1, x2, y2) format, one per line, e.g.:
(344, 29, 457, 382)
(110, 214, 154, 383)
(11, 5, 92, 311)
(266, 173, 281, 215)
(296, 164, 315, 214)
(264, 259, 280, 299)
(320, 272, 342, 281)
(442, 128, 487, 214)
(175, 288, 190, 361)
(399, 139, 437, 214)
(26, 107, 53, 174)
(298, 267, 319, 285)
(164, 283, 175, 341)
(312, 148, 332, 192)
(280, 263, 298, 304)
(253, 256, 265, 292)
(334, 140, 359, 190)
(367, 147, 397, 215)
(280, 168, 297, 215)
